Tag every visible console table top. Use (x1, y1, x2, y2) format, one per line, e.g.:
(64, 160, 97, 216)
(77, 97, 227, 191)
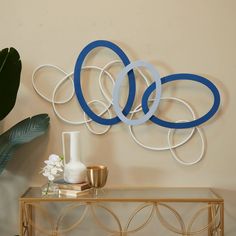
(20, 187, 223, 203)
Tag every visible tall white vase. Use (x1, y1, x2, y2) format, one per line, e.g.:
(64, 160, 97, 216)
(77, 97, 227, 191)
(62, 131, 86, 183)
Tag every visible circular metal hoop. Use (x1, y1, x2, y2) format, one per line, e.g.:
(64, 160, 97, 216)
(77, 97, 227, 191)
(74, 40, 136, 125)
(142, 73, 221, 129)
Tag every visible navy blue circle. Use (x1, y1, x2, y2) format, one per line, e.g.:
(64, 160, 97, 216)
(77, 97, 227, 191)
(142, 73, 220, 129)
(74, 40, 136, 125)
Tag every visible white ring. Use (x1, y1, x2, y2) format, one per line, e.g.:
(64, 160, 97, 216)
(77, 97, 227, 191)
(168, 119, 205, 166)
(32, 64, 74, 104)
(83, 100, 112, 135)
(129, 97, 196, 151)
(98, 60, 118, 105)
(51, 65, 114, 125)
(98, 60, 151, 114)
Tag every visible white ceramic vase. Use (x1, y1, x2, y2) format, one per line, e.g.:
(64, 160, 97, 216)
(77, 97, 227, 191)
(62, 131, 86, 183)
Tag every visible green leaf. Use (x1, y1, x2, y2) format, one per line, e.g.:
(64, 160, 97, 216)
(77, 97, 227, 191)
(0, 47, 22, 120)
(0, 114, 50, 174)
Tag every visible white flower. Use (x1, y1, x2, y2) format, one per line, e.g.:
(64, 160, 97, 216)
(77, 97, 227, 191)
(44, 154, 63, 166)
(41, 154, 64, 182)
(49, 154, 60, 162)
(42, 171, 55, 181)
(48, 175, 55, 181)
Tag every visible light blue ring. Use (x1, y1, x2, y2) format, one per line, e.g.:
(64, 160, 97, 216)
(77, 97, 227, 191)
(113, 60, 162, 126)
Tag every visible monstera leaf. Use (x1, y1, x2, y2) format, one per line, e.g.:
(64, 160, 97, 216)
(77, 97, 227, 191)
(0, 47, 21, 120)
(0, 114, 50, 174)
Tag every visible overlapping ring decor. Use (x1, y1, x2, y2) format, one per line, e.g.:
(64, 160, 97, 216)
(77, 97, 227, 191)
(32, 40, 221, 166)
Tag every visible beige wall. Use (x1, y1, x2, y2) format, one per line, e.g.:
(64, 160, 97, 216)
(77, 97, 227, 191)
(0, 0, 236, 235)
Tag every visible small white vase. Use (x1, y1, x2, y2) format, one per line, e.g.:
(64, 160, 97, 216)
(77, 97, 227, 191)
(62, 131, 86, 183)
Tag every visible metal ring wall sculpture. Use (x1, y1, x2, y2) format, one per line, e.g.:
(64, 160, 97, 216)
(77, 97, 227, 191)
(32, 40, 221, 166)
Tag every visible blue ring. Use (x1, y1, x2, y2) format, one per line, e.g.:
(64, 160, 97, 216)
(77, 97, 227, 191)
(142, 73, 221, 129)
(74, 40, 136, 125)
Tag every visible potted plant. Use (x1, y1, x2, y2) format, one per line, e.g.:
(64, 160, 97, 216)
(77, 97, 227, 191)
(0, 47, 50, 174)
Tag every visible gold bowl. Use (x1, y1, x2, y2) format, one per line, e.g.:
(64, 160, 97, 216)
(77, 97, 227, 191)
(87, 165, 108, 189)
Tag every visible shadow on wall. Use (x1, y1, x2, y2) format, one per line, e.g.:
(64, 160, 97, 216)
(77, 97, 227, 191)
(6, 132, 49, 178)
(0, 134, 49, 235)
(0, 170, 26, 236)
(201, 74, 229, 126)
(214, 188, 236, 235)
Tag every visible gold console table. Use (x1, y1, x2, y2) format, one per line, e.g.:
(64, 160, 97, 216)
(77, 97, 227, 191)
(19, 187, 224, 236)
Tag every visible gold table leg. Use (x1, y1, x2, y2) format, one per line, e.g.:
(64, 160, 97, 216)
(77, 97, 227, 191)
(27, 204, 33, 236)
(208, 203, 224, 236)
(19, 201, 32, 236)
(208, 203, 213, 236)
(19, 200, 24, 236)
(21, 203, 33, 236)
(220, 203, 224, 236)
